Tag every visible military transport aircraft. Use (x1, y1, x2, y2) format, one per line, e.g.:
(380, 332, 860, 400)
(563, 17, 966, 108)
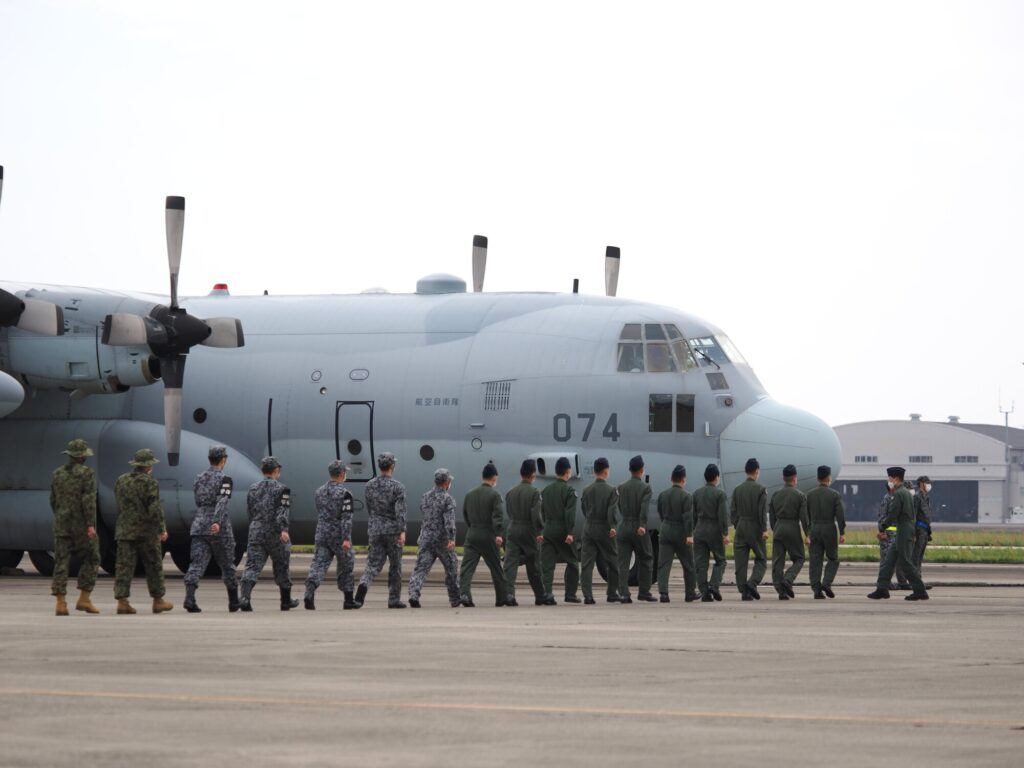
(0, 166, 841, 577)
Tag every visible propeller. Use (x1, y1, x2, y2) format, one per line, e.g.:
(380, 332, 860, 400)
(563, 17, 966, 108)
(102, 196, 244, 466)
(605, 245, 620, 297)
(472, 235, 487, 292)
(0, 166, 65, 336)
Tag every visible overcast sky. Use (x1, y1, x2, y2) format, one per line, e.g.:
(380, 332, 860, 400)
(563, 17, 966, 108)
(1, 1, 1021, 429)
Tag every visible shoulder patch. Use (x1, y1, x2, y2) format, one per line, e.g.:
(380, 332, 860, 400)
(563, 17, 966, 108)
(280, 487, 291, 507)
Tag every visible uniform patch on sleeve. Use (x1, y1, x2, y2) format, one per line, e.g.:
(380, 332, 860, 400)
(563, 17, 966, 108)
(219, 479, 234, 498)
(281, 488, 291, 507)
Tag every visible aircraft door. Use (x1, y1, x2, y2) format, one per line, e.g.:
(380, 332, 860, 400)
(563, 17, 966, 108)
(335, 401, 376, 483)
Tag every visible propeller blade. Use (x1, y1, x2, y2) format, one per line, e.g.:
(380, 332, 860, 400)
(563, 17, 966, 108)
(102, 313, 168, 347)
(160, 355, 187, 467)
(472, 235, 487, 293)
(605, 245, 620, 297)
(200, 317, 245, 348)
(166, 196, 185, 309)
(17, 298, 64, 336)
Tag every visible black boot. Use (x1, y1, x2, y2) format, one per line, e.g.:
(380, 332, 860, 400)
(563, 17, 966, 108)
(183, 584, 200, 613)
(343, 591, 357, 610)
(866, 588, 890, 600)
(280, 586, 299, 611)
(659, 593, 670, 603)
(354, 584, 367, 608)
(303, 591, 315, 610)
(239, 582, 254, 612)
(823, 586, 836, 599)
(227, 584, 240, 613)
(813, 589, 826, 599)
(748, 585, 761, 601)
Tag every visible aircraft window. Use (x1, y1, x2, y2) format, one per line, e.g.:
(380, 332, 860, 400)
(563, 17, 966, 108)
(192, 408, 207, 424)
(617, 343, 645, 373)
(620, 324, 642, 340)
(676, 395, 695, 432)
(706, 372, 729, 390)
(649, 394, 673, 432)
(646, 343, 677, 373)
(347, 439, 363, 455)
(717, 335, 747, 365)
(644, 324, 666, 341)
(671, 340, 697, 371)
(690, 336, 730, 366)
(419, 445, 435, 461)
(665, 324, 683, 340)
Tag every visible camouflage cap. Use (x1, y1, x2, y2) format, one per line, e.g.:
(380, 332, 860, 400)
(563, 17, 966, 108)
(128, 448, 160, 467)
(434, 467, 452, 485)
(62, 438, 93, 458)
(208, 445, 228, 463)
(328, 459, 348, 477)
(261, 456, 282, 473)
(377, 452, 396, 470)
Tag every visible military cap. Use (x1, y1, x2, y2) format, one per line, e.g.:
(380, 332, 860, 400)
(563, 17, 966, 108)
(482, 463, 499, 479)
(555, 457, 572, 476)
(744, 458, 760, 474)
(520, 459, 537, 477)
(208, 445, 228, 463)
(593, 457, 610, 473)
(377, 452, 396, 470)
(817, 465, 831, 481)
(261, 456, 282, 473)
(916, 475, 931, 486)
(887, 466, 906, 480)
(129, 448, 160, 467)
(328, 459, 347, 477)
(783, 464, 798, 478)
(671, 464, 686, 481)
(628, 455, 644, 472)
(62, 438, 93, 458)
(434, 467, 453, 485)
(704, 463, 720, 482)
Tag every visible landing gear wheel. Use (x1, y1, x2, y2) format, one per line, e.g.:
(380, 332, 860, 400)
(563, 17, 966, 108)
(168, 540, 192, 574)
(28, 550, 54, 577)
(0, 549, 24, 570)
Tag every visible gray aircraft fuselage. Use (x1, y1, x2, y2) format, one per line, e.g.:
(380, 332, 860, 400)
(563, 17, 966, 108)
(0, 276, 842, 561)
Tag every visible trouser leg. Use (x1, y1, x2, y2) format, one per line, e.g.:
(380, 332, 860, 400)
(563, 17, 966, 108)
(386, 536, 403, 602)
(823, 536, 840, 588)
(439, 549, 461, 603)
(694, 539, 710, 594)
(561, 541, 580, 599)
(242, 540, 269, 587)
(114, 539, 138, 599)
(541, 539, 558, 596)
(876, 535, 900, 589)
(482, 541, 508, 603)
(616, 533, 635, 598)
(185, 536, 213, 588)
(72, 535, 100, 593)
(213, 536, 237, 588)
(305, 544, 332, 594)
(138, 538, 166, 598)
(733, 541, 749, 594)
(268, 539, 292, 589)
(459, 542, 482, 598)
(809, 537, 824, 591)
(51, 536, 71, 596)
(601, 536, 620, 597)
(408, 547, 435, 600)
(709, 539, 726, 590)
(771, 536, 786, 588)
(359, 535, 388, 588)
(681, 543, 696, 596)
(502, 538, 522, 598)
(749, 538, 767, 587)
(912, 530, 928, 572)
(656, 538, 675, 594)
(523, 545, 544, 599)
(897, 530, 925, 593)
(636, 533, 653, 594)
(337, 546, 355, 593)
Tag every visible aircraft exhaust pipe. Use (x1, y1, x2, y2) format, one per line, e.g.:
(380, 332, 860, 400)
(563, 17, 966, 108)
(472, 235, 487, 292)
(605, 246, 620, 297)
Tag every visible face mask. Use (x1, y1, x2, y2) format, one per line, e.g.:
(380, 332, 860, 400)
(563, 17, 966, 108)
(925, 483, 932, 493)
(887, 481, 895, 490)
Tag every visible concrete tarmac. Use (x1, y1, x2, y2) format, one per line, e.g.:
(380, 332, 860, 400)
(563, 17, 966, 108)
(1, 556, 1022, 767)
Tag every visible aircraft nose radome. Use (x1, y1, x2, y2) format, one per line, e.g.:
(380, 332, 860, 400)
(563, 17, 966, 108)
(0, 372, 25, 418)
(720, 399, 842, 485)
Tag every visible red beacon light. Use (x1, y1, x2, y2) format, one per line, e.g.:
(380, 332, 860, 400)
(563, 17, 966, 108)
(209, 283, 231, 296)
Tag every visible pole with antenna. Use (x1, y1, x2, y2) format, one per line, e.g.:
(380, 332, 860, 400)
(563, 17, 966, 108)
(999, 390, 1014, 522)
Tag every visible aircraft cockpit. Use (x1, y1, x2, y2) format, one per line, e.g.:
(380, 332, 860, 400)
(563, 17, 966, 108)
(615, 323, 746, 375)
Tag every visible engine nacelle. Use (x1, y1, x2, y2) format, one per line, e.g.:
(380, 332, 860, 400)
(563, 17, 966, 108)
(1, 328, 158, 394)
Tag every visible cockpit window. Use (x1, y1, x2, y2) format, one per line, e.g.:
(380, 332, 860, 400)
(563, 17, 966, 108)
(689, 336, 730, 367)
(620, 324, 642, 341)
(617, 343, 645, 372)
(717, 335, 747, 365)
(644, 324, 666, 341)
(646, 343, 677, 372)
(619, 323, 700, 373)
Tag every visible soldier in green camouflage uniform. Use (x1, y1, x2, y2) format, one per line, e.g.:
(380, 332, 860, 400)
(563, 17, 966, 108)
(49, 439, 101, 615)
(769, 464, 810, 600)
(692, 463, 729, 602)
(458, 463, 508, 607)
(502, 459, 545, 606)
(806, 465, 845, 599)
(580, 457, 621, 604)
(730, 458, 768, 601)
(616, 455, 655, 603)
(656, 464, 698, 603)
(113, 448, 173, 614)
(869, 467, 928, 600)
(541, 457, 581, 604)
(912, 476, 933, 578)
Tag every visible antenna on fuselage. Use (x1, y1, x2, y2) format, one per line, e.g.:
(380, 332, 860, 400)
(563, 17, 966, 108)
(605, 245, 620, 297)
(472, 235, 487, 292)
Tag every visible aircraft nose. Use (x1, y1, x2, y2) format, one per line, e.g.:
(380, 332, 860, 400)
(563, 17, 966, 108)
(719, 398, 842, 488)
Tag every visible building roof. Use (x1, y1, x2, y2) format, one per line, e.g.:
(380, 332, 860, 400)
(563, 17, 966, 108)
(954, 423, 1024, 449)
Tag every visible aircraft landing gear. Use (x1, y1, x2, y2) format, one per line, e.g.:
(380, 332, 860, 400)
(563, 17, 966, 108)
(0, 549, 24, 570)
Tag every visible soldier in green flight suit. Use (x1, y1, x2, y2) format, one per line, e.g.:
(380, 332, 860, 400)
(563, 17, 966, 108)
(616, 455, 656, 603)
(692, 463, 730, 602)
(769, 464, 810, 600)
(730, 457, 769, 601)
(113, 448, 173, 614)
(807, 464, 846, 599)
(580, 457, 621, 604)
(49, 439, 101, 616)
(540, 457, 581, 605)
(458, 463, 508, 607)
(502, 459, 545, 606)
(656, 464, 698, 603)
(868, 466, 928, 601)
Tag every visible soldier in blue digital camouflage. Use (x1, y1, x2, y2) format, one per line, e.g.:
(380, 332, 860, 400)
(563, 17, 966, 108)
(183, 446, 239, 613)
(113, 448, 173, 614)
(354, 452, 407, 609)
(407, 468, 461, 608)
(239, 456, 297, 611)
(303, 460, 357, 610)
(49, 438, 101, 616)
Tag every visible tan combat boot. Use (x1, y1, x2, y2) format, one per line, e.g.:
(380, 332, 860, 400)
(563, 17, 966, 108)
(75, 590, 100, 614)
(117, 598, 136, 614)
(55, 595, 69, 616)
(152, 596, 173, 613)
